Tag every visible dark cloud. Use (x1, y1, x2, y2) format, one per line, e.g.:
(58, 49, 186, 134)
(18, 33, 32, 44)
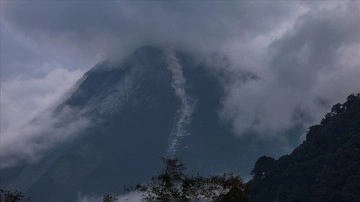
(1, 1, 302, 59)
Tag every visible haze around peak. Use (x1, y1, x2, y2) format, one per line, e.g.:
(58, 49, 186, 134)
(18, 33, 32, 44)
(1, 1, 360, 167)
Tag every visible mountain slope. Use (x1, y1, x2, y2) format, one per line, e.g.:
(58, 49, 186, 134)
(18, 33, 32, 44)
(250, 93, 360, 202)
(4, 46, 183, 201)
(0, 46, 301, 201)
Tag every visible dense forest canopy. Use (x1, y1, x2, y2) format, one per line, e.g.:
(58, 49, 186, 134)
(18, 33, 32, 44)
(250, 93, 360, 202)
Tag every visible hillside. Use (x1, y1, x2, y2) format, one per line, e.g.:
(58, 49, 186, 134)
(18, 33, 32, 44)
(1, 46, 294, 201)
(250, 93, 360, 202)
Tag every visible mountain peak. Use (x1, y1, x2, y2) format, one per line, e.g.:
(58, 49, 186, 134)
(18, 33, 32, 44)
(64, 45, 177, 108)
(86, 45, 164, 73)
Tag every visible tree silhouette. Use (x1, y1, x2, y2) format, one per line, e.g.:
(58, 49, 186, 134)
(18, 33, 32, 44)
(0, 189, 28, 202)
(135, 157, 249, 201)
(102, 194, 118, 202)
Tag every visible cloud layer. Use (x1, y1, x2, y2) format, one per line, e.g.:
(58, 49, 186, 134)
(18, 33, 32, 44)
(1, 1, 360, 167)
(220, 2, 360, 136)
(0, 65, 87, 168)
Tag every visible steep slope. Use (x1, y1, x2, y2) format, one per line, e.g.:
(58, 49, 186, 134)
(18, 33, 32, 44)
(0, 46, 301, 201)
(3, 46, 182, 201)
(250, 93, 360, 202)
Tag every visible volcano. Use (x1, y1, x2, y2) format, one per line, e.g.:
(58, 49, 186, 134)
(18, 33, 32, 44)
(0, 46, 300, 201)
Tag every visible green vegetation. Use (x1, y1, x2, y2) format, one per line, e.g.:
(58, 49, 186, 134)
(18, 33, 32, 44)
(102, 194, 118, 202)
(250, 93, 360, 202)
(135, 157, 250, 201)
(0, 189, 28, 202)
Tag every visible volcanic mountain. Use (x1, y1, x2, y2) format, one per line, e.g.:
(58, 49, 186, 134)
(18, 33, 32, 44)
(0, 46, 300, 201)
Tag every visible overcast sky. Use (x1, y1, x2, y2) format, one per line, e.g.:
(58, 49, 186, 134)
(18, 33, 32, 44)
(1, 0, 360, 167)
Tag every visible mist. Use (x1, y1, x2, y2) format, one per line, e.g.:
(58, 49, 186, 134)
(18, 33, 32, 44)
(1, 0, 360, 168)
(0, 66, 89, 168)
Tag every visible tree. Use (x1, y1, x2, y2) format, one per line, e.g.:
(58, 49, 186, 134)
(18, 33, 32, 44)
(102, 194, 118, 202)
(135, 157, 250, 201)
(0, 189, 28, 202)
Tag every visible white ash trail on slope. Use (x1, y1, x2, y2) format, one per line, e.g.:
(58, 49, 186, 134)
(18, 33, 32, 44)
(164, 48, 195, 157)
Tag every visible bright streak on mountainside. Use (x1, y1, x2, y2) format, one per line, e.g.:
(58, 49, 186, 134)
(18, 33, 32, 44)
(164, 48, 195, 156)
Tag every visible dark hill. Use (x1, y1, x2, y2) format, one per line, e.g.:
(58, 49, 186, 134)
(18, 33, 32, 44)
(250, 93, 360, 202)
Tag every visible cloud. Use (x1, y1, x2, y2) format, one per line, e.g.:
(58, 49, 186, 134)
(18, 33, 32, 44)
(0, 64, 88, 168)
(0, 1, 305, 61)
(219, 2, 360, 137)
(0, 0, 307, 167)
(0, 0, 360, 166)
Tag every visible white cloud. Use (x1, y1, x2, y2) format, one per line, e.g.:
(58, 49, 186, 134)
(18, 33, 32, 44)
(219, 2, 360, 137)
(0, 0, 359, 166)
(0, 63, 87, 168)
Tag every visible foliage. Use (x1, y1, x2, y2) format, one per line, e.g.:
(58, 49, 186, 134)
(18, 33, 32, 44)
(0, 189, 28, 202)
(102, 194, 118, 202)
(135, 157, 250, 201)
(250, 93, 360, 202)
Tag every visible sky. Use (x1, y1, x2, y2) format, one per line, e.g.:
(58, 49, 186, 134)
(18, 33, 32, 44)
(1, 0, 360, 168)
